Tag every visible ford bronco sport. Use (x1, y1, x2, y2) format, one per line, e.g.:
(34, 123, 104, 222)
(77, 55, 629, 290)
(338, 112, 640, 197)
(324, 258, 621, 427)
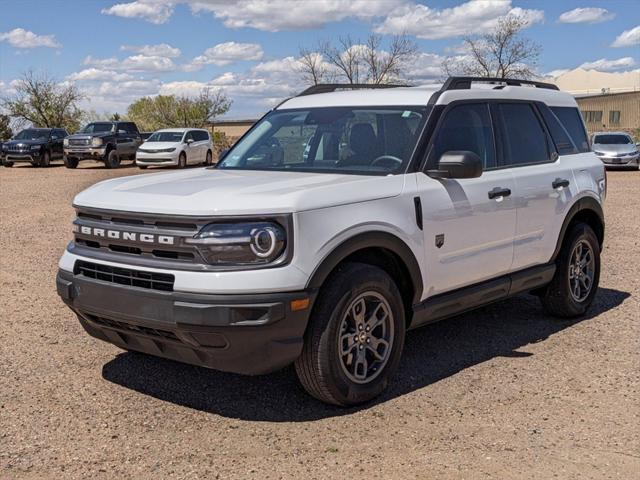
(63, 121, 142, 169)
(57, 77, 605, 406)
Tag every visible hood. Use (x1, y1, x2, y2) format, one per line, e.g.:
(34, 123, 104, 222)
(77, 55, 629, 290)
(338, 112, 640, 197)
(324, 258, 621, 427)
(4, 138, 46, 146)
(592, 143, 637, 154)
(140, 141, 180, 149)
(73, 168, 407, 216)
(67, 132, 112, 140)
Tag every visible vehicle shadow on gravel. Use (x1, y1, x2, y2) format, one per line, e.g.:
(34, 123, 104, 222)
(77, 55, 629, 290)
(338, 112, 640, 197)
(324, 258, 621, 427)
(102, 287, 629, 421)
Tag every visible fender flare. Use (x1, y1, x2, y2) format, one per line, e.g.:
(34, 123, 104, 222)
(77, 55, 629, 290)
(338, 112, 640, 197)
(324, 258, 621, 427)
(550, 196, 604, 262)
(306, 231, 424, 305)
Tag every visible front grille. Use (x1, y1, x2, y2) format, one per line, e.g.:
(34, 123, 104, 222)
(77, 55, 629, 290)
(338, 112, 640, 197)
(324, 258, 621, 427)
(74, 260, 174, 291)
(6, 145, 29, 152)
(69, 138, 90, 146)
(88, 315, 179, 341)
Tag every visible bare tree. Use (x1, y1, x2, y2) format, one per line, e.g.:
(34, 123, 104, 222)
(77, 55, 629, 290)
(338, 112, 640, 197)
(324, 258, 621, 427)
(297, 47, 328, 86)
(442, 15, 541, 79)
(298, 34, 418, 86)
(1, 70, 85, 132)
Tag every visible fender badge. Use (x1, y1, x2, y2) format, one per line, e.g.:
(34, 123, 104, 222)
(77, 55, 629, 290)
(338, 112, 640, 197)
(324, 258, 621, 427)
(435, 234, 445, 248)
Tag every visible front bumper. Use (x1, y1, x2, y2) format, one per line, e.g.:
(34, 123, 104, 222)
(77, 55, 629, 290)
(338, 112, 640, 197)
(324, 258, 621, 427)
(56, 269, 314, 375)
(135, 151, 179, 166)
(4, 153, 38, 163)
(64, 147, 106, 160)
(597, 154, 639, 167)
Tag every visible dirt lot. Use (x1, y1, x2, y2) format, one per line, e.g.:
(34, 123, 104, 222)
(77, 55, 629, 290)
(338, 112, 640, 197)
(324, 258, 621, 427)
(1, 161, 638, 479)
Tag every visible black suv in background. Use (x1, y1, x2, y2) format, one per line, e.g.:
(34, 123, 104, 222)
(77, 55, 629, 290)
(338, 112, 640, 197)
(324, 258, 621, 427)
(2, 128, 68, 168)
(63, 121, 142, 169)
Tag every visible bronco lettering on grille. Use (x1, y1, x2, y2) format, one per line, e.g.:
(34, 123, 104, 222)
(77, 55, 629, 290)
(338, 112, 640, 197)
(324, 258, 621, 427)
(78, 226, 175, 245)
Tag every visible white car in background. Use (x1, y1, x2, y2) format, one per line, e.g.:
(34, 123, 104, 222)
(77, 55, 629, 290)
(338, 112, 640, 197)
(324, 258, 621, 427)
(136, 128, 214, 169)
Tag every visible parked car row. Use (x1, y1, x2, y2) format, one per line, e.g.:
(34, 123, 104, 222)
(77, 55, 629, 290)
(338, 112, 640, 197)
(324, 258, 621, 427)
(1, 121, 215, 170)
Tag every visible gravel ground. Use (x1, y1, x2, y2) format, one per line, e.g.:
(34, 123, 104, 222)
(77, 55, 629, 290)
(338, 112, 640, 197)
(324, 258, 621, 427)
(1, 161, 638, 479)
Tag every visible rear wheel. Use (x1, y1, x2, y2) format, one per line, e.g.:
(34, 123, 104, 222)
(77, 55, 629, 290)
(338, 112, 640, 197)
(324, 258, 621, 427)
(295, 263, 405, 406)
(63, 156, 78, 169)
(205, 150, 212, 166)
(540, 222, 600, 318)
(178, 152, 187, 168)
(105, 149, 120, 169)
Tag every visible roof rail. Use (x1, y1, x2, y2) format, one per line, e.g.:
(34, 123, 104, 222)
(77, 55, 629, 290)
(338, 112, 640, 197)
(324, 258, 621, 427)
(441, 76, 559, 91)
(297, 83, 408, 96)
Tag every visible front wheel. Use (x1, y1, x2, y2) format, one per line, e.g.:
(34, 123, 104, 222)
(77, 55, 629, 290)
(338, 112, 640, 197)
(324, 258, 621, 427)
(295, 263, 406, 406)
(63, 156, 78, 169)
(105, 149, 120, 169)
(3, 160, 14, 168)
(178, 152, 187, 168)
(205, 150, 213, 166)
(39, 150, 50, 167)
(540, 222, 600, 318)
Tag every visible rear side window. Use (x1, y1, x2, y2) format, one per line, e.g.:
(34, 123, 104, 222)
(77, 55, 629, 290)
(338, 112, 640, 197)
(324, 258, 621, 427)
(194, 130, 209, 141)
(431, 103, 496, 169)
(550, 107, 589, 153)
(497, 103, 550, 167)
(539, 105, 578, 155)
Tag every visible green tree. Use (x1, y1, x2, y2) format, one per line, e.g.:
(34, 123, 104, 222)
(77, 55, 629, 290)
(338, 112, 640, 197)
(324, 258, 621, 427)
(1, 70, 85, 132)
(127, 88, 231, 132)
(0, 114, 12, 140)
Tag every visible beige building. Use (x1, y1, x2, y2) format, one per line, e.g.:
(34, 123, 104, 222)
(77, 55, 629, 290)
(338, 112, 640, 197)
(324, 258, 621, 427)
(209, 119, 257, 138)
(575, 91, 640, 136)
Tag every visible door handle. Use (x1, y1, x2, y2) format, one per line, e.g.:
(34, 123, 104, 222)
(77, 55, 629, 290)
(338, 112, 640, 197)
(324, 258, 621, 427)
(488, 187, 512, 200)
(552, 178, 570, 189)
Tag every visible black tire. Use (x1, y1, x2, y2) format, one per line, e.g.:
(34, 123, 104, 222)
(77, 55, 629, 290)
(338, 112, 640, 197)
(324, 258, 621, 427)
(178, 152, 187, 168)
(39, 150, 50, 167)
(104, 149, 120, 169)
(540, 222, 600, 318)
(138, 165, 148, 169)
(63, 156, 78, 169)
(3, 160, 13, 168)
(205, 150, 212, 166)
(295, 263, 406, 406)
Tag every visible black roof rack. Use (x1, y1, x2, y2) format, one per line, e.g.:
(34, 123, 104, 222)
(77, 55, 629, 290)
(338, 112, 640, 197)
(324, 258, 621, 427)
(297, 83, 408, 96)
(441, 76, 559, 91)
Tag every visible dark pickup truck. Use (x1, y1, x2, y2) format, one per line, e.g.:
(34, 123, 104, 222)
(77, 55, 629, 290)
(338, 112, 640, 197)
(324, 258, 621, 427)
(2, 128, 68, 168)
(64, 121, 142, 168)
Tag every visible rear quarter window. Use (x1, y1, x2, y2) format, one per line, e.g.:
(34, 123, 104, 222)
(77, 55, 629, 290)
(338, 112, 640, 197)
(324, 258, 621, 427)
(550, 107, 590, 153)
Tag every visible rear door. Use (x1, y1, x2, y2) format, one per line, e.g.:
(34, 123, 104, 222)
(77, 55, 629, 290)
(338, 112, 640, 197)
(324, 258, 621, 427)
(494, 102, 576, 270)
(416, 102, 517, 295)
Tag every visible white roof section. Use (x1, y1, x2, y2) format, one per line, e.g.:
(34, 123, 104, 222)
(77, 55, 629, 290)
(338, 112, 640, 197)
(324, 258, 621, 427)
(154, 127, 208, 132)
(277, 82, 577, 109)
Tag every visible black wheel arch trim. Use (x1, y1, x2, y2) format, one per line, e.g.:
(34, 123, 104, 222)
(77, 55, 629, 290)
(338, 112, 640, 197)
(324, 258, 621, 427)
(550, 195, 604, 262)
(305, 231, 424, 305)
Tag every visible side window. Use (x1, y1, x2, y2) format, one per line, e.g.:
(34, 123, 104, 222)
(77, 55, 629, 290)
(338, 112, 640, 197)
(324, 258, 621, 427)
(498, 103, 549, 167)
(196, 130, 209, 141)
(539, 105, 577, 155)
(185, 131, 195, 142)
(431, 103, 496, 169)
(551, 107, 589, 153)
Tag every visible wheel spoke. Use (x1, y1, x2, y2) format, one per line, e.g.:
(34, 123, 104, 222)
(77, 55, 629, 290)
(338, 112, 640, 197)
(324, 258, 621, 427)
(354, 349, 368, 380)
(351, 297, 366, 325)
(365, 303, 387, 331)
(340, 334, 358, 356)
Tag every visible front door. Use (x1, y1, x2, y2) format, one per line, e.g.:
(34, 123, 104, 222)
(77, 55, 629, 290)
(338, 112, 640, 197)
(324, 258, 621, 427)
(416, 102, 516, 297)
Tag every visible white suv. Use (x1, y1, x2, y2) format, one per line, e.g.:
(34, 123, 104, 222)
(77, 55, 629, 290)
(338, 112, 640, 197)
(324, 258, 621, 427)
(136, 128, 213, 169)
(57, 77, 606, 406)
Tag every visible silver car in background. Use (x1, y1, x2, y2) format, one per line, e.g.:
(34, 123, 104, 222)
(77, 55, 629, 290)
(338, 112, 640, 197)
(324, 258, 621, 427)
(591, 132, 640, 170)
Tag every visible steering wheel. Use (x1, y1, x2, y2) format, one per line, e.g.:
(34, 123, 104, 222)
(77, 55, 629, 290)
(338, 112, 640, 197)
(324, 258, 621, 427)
(371, 155, 403, 169)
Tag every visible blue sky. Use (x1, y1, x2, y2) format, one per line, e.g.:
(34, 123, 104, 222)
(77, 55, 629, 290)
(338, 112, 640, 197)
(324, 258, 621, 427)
(1, 0, 638, 118)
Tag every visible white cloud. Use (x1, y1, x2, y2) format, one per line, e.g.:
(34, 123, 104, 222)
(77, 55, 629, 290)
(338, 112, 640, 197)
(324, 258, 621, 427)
(83, 54, 176, 73)
(374, 0, 544, 40)
(544, 69, 570, 78)
(611, 25, 640, 48)
(101, 0, 405, 30)
(579, 57, 636, 71)
(558, 7, 614, 24)
(0, 28, 61, 48)
(405, 52, 447, 84)
(78, 79, 161, 112)
(186, 42, 264, 70)
(120, 43, 181, 58)
(66, 68, 134, 82)
(101, 1, 174, 24)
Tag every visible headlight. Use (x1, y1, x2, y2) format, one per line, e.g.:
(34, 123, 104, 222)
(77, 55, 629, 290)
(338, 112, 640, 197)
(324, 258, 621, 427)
(63, 138, 69, 147)
(186, 221, 287, 265)
(593, 151, 604, 156)
(160, 147, 176, 153)
(91, 137, 103, 147)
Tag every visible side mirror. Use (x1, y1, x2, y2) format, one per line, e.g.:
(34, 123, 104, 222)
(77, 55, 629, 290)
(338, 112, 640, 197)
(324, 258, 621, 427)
(186, 138, 194, 144)
(636, 142, 640, 148)
(427, 151, 483, 179)
(218, 149, 229, 161)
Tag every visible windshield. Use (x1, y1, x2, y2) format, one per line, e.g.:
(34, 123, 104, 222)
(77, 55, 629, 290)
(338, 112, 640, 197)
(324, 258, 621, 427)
(218, 106, 430, 175)
(147, 131, 184, 142)
(593, 134, 632, 145)
(14, 129, 50, 140)
(81, 123, 114, 134)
